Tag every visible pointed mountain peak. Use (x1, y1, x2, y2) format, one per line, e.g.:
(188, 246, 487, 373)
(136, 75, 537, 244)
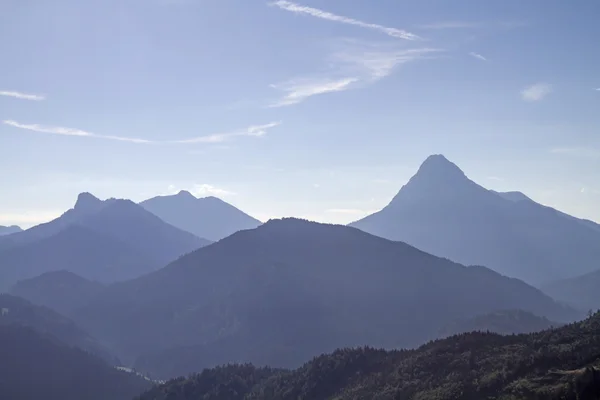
(74, 192, 103, 211)
(176, 190, 197, 199)
(415, 154, 466, 181)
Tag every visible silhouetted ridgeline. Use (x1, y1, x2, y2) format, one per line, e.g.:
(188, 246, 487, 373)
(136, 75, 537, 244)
(350, 155, 600, 285)
(141, 190, 262, 241)
(136, 312, 600, 400)
(0, 225, 22, 236)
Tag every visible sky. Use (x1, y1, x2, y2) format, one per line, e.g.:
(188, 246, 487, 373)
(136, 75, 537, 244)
(1, 0, 599, 228)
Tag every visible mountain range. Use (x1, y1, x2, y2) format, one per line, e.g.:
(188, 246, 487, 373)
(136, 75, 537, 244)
(141, 190, 262, 241)
(350, 154, 600, 285)
(0, 193, 210, 290)
(0, 225, 22, 236)
(72, 218, 575, 379)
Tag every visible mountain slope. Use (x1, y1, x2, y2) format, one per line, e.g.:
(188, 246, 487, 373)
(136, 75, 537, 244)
(81, 198, 211, 266)
(0, 192, 111, 252)
(0, 294, 116, 364)
(11, 270, 105, 315)
(0, 324, 150, 400)
(0, 225, 155, 291)
(141, 190, 262, 241)
(74, 218, 575, 378)
(0, 225, 22, 236)
(542, 270, 600, 312)
(350, 154, 600, 285)
(438, 309, 561, 338)
(136, 312, 600, 400)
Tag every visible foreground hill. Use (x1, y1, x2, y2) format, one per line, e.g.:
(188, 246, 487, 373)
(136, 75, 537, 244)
(543, 270, 600, 312)
(136, 312, 600, 400)
(350, 154, 600, 285)
(0, 324, 150, 400)
(438, 309, 560, 338)
(0, 225, 22, 236)
(0, 294, 116, 364)
(141, 190, 262, 241)
(0, 193, 210, 290)
(74, 218, 575, 378)
(11, 270, 105, 315)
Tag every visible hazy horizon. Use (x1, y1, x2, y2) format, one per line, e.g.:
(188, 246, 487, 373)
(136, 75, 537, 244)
(2, 0, 599, 228)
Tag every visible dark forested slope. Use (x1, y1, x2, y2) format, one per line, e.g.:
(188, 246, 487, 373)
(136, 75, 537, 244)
(0, 294, 115, 364)
(136, 312, 600, 400)
(0, 324, 150, 400)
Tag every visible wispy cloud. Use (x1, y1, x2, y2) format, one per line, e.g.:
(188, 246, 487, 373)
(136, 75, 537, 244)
(269, 1, 420, 40)
(0, 91, 45, 101)
(521, 83, 552, 102)
(172, 121, 281, 143)
(469, 52, 487, 61)
(3, 120, 151, 143)
(269, 77, 358, 107)
(550, 147, 600, 158)
(269, 42, 441, 106)
(595, 88, 600, 91)
(3, 120, 281, 145)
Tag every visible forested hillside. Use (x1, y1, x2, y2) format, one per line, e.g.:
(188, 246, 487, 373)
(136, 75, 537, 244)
(136, 312, 600, 400)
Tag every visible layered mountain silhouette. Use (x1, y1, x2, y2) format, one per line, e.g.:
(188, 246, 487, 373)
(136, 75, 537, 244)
(0, 294, 116, 364)
(542, 269, 600, 312)
(350, 154, 600, 285)
(0, 193, 210, 290)
(0, 324, 150, 400)
(73, 218, 574, 378)
(0, 225, 22, 236)
(11, 271, 105, 316)
(141, 190, 262, 241)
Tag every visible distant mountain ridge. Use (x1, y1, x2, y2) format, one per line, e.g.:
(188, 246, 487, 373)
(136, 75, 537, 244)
(11, 271, 105, 316)
(141, 190, 262, 241)
(542, 269, 600, 312)
(350, 154, 600, 285)
(0, 225, 22, 236)
(0, 193, 211, 290)
(73, 218, 575, 379)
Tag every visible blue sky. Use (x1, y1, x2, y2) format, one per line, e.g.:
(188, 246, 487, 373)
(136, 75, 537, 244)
(1, 0, 599, 227)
